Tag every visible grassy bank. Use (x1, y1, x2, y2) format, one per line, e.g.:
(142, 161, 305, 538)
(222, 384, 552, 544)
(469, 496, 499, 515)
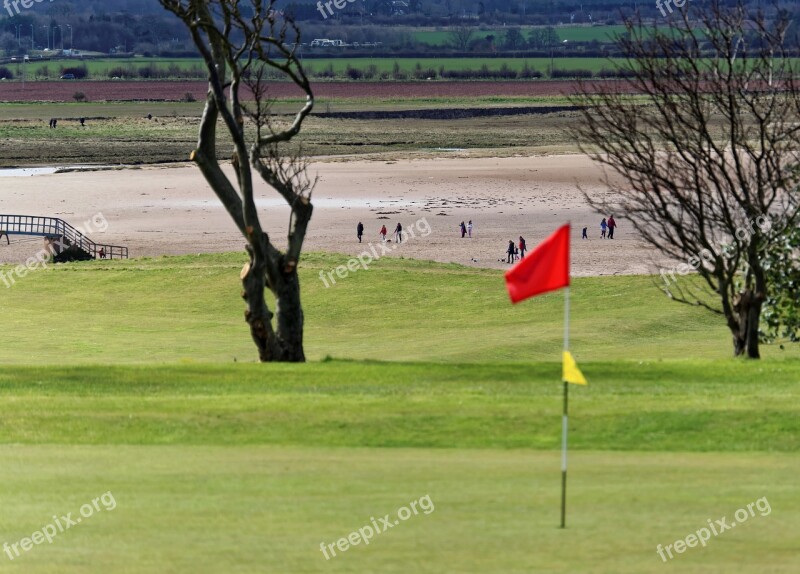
(1, 252, 787, 364)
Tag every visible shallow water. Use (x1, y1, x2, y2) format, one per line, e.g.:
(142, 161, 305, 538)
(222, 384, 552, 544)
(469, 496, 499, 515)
(0, 167, 60, 177)
(0, 166, 119, 177)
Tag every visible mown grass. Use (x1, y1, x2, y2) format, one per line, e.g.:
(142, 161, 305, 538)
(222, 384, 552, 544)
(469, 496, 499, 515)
(1, 252, 789, 364)
(0, 360, 797, 451)
(1, 446, 796, 573)
(1, 253, 797, 573)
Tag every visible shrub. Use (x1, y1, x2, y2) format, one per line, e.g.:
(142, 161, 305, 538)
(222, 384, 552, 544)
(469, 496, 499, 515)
(73, 92, 87, 102)
(60, 65, 88, 79)
(551, 68, 593, 79)
(314, 63, 336, 78)
(412, 66, 438, 80)
(0, 66, 14, 80)
(345, 65, 363, 80)
(520, 61, 543, 79)
(106, 66, 138, 79)
(597, 68, 637, 79)
(182, 92, 196, 103)
(363, 64, 378, 80)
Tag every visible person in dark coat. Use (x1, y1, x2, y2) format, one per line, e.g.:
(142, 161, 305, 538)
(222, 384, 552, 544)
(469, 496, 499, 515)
(607, 215, 617, 239)
(357, 222, 364, 243)
(507, 240, 516, 263)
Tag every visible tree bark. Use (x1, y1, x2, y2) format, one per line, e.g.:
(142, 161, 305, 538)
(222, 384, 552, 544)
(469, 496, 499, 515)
(273, 272, 306, 362)
(732, 289, 764, 359)
(241, 245, 306, 363)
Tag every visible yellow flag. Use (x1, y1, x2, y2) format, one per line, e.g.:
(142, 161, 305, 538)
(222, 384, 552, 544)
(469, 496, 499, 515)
(562, 351, 587, 385)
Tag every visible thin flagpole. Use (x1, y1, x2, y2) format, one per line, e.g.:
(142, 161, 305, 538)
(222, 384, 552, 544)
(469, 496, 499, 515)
(561, 286, 570, 529)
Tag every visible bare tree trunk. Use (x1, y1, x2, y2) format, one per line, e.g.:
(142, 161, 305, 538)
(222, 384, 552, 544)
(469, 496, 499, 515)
(732, 289, 764, 359)
(160, 0, 315, 362)
(273, 273, 306, 362)
(240, 244, 306, 362)
(241, 246, 277, 361)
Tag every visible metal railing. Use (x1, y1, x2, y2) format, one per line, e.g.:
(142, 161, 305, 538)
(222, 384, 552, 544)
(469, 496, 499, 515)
(0, 214, 128, 259)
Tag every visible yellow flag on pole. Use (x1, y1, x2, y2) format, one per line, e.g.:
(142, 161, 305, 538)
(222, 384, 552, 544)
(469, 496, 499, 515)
(562, 351, 587, 385)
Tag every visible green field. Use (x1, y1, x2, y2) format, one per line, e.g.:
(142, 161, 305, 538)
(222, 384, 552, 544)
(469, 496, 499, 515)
(303, 57, 615, 75)
(0, 253, 797, 573)
(15, 56, 205, 75)
(412, 25, 629, 45)
(12, 56, 620, 80)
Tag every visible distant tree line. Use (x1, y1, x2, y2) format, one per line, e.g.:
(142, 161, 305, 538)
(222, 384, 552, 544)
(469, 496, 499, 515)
(0, 0, 797, 57)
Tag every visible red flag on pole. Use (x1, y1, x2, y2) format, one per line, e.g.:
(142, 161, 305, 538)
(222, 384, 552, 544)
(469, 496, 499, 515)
(504, 224, 570, 303)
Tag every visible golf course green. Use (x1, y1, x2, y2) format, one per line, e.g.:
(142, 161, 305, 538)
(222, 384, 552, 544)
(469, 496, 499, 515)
(0, 253, 797, 573)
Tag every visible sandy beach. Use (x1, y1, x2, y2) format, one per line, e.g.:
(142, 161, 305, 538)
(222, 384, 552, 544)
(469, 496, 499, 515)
(0, 154, 670, 276)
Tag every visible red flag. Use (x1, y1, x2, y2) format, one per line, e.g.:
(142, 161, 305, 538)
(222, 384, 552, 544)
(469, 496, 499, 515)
(505, 224, 570, 304)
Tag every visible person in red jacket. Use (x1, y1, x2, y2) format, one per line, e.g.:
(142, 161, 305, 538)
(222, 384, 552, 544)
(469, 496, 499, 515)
(518, 236, 527, 258)
(607, 215, 617, 239)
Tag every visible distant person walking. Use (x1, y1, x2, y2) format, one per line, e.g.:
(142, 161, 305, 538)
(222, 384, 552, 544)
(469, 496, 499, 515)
(600, 218, 608, 239)
(582, 226, 588, 239)
(607, 215, 617, 239)
(357, 221, 364, 243)
(518, 236, 527, 258)
(460, 221, 467, 238)
(467, 220, 473, 238)
(379, 224, 387, 242)
(394, 222, 403, 243)
(507, 240, 516, 263)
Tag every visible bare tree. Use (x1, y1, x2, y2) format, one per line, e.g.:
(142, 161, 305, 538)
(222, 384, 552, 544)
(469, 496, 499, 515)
(449, 25, 474, 51)
(571, 3, 800, 358)
(159, 0, 315, 362)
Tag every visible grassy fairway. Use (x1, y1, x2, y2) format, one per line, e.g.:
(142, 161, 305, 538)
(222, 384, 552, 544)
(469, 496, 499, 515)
(0, 361, 798, 450)
(1, 446, 796, 574)
(1, 362, 798, 573)
(1, 252, 791, 364)
(1, 253, 797, 573)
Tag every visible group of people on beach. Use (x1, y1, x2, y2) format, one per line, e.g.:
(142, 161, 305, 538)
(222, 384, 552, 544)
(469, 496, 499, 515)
(583, 215, 617, 240)
(354, 215, 618, 265)
(506, 236, 527, 263)
(357, 222, 404, 243)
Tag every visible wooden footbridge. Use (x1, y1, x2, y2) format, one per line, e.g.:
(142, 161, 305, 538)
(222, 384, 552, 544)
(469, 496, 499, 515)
(0, 215, 128, 260)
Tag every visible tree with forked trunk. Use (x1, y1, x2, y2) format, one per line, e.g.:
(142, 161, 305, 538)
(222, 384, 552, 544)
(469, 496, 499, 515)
(571, 2, 800, 359)
(159, 0, 315, 362)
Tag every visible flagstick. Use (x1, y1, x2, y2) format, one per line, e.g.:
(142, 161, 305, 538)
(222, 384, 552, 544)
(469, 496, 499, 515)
(561, 286, 570, 529)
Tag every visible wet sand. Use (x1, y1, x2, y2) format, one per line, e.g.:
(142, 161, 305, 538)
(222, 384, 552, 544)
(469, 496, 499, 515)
(0, 154, 670, 276)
